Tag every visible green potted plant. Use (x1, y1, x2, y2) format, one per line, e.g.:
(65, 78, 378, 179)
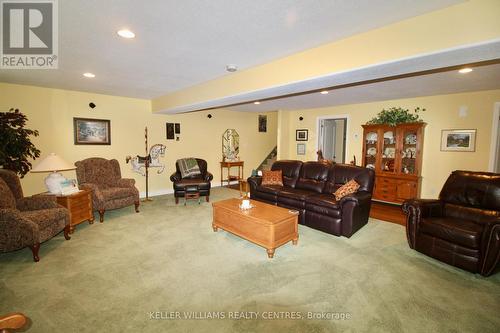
(366, 107, 425, 126)
(0, 108, 41, 177)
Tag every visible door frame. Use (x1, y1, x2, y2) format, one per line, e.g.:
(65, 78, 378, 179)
(488, 102, 500, 172)
(316, 114, 350, 163)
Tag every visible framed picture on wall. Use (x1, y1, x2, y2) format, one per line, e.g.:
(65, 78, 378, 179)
(175, 123, 181, 134)
(297, 143, 306, 155)
(166, 123, 175, 140)
(258, 115, 267, 132)
(296, 129, 308, 141)
(73, 118, 111, 145)
(440, 129, 476, 152)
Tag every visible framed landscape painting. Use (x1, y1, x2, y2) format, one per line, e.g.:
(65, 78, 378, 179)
(440, 129, 476, 152)
(74, 118, 111, 145)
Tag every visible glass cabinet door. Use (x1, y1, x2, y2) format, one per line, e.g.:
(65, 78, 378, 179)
(364, 131, 377, 170)
(381, 129, 396, 173)
(401, 129, 418, 175)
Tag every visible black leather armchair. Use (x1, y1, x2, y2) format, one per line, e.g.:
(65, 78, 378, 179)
(170, 158, 213, 204)
(402, 170, 500, 276)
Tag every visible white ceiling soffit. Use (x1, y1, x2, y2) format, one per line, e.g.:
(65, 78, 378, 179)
(158, 39, 500, 114)
(229, 62, 500, 112)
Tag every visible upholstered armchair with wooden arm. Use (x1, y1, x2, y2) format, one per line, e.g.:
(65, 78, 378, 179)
(402, 170, 500, 277)
(75, 158, 139, 222)
(0, 169, 70, 262)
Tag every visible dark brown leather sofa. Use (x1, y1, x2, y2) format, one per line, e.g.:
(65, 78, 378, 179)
(402, 170, 500, 276)
(248, 160, 375, 237)
(170, 158, 213, 204)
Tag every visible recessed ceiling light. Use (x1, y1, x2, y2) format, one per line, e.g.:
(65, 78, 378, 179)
(320, 90, 329, 94)
(458, 68, 473, 74)
(83, 72, 95, 78)
(226, 64, 238, 72)
(117, 29, 135, 39)
(254, 101, 261, 105)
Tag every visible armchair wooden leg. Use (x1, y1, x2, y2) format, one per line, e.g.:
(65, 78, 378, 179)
(175, 197, 179, 204)
(29, 243, 40, 262)
(206, 196, 209, 203)
(134, 201, 140, 213)
(64, 225, 71, 240)
(98, 209, 105, 223)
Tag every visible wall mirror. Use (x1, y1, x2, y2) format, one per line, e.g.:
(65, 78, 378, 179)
(222, 129, 239, 161)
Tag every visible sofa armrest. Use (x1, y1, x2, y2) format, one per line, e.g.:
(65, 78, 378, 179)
(339, 191, 372, 237)
(480, 222, 500, 276)
(117, 178, 135, 188)
(402, 199, 443, 249)
(170, 172, 182, 182)
(79, 183, 104, 204)
(204, 172, 214, 182)
(17, 196, 59, 211)
(0, 209, 39, 249)
(247, 176, 262, 192)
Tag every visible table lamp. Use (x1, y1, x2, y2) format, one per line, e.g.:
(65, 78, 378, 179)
(31, 153, 76, 194)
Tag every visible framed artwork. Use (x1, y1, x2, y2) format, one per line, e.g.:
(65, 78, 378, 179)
(297, 143, 306, 155)
(296, 129, 308, 141)
(175, 123, 180, 134)
(73, 118, 111, 145)
(258, 115, 267, 132)
(166, 123, 175, 140)
(440, 129, 476, 152)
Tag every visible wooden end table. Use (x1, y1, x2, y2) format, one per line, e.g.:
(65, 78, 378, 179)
(220, 161, 244, 186)
(56, 189, 94, 233)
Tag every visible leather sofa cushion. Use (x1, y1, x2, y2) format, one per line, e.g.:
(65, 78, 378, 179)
(278, 188, 316, 201)
(271, 160, 302, 188)
(420, 217, 483, 249)
(295, 161, 329, 193)
(255, 185, 283, 195)
(444, 203, 499, 224)
(305, 194, 341, 218)
(439, 170, 500, 211)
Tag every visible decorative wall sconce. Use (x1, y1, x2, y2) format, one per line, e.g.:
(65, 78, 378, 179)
(207, 114, 212, 119)
(89, 102, 96, 109)
(299, 116, 304, 121)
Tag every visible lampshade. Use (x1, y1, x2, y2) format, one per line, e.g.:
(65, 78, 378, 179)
(31, 153, 76, 194)
(31, 153, 75, 172)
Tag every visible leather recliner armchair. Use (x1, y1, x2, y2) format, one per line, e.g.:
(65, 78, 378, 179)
(403, 170, 500, 276)
(170, 158, 213, 204)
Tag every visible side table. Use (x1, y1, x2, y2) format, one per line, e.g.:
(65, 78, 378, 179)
(220, 161, 244, 186)
(56, 189, 94, 233)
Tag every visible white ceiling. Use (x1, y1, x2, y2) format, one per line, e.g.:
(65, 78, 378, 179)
(0, 0, 464, 99)
(228, 62, 500, 112)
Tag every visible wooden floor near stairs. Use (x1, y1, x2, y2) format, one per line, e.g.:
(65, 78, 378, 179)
(226, 185, 406, 226)
(370, 201, 406, 225)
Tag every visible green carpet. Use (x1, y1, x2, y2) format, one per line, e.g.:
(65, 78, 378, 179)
(1, 188, 499, 332)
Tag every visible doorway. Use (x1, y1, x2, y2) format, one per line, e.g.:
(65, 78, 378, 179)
(317, 116, 347, 163)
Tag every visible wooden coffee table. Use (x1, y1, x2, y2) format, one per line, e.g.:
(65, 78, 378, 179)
(212, 198, 299, 258)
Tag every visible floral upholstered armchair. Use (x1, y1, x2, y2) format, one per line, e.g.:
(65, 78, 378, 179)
(0, 169, 70, 262)
(75, 158, 139, 222)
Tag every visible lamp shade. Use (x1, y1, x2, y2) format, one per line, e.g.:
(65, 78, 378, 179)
(31, 153, 75, 172)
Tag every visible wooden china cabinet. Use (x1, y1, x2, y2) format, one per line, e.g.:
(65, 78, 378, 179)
(361, 122, 426, 204)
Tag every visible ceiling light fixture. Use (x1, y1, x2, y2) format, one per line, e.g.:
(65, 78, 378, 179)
(253, 101, 261, 105)
(83, 72, 95, 78)
(117, 29, 135, 39)
(226, 64, 238, 72)
(458, 68, 473, 74)
(320, 90, 329, 94)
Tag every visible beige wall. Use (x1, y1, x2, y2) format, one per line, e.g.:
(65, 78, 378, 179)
(0, 83, 277, 196)
(279, 89, 500, 198)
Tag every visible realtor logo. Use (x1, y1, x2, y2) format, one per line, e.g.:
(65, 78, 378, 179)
(1, 0, 58, 68)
